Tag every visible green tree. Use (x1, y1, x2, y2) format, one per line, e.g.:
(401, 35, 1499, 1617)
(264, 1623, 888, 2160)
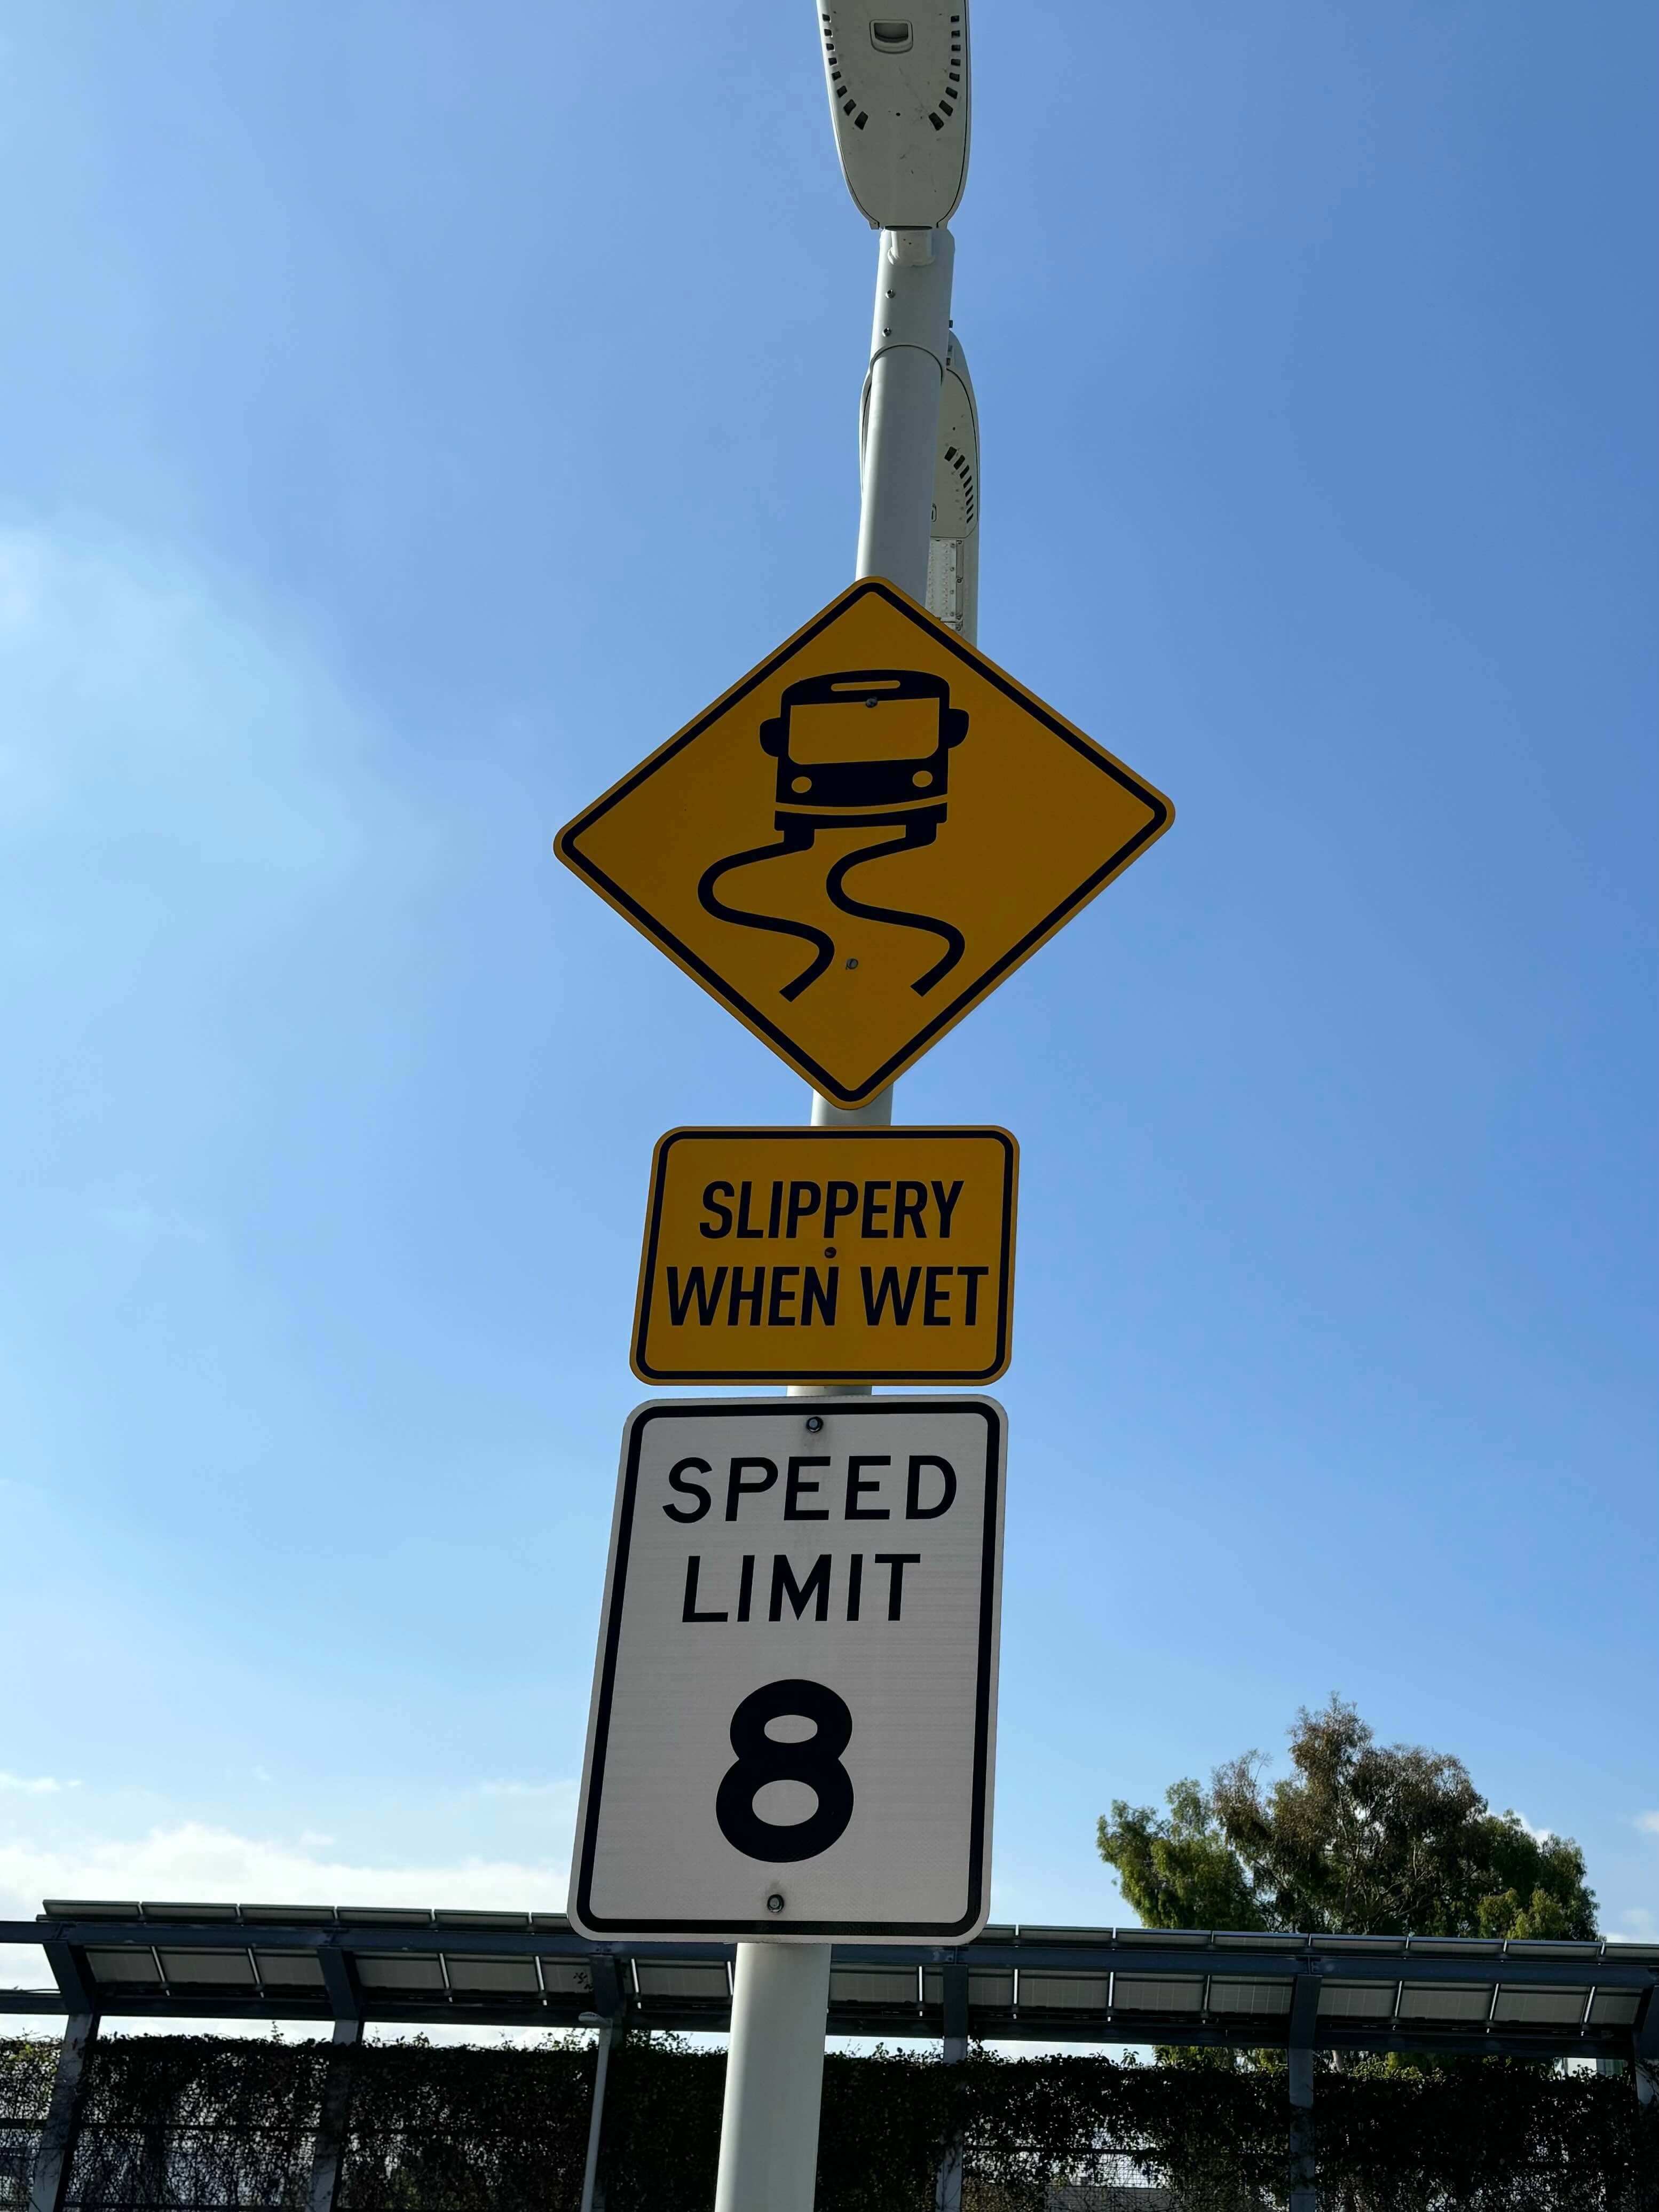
(1097, 1696, 1597, 1939)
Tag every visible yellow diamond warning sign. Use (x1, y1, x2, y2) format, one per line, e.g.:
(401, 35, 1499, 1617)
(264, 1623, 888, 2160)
(555, 579, 1173, 1105)
(633, 1126, 1017, 1386)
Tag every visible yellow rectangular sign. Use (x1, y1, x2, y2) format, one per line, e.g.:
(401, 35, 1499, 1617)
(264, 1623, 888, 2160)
(632, 1127, 1017, 1385)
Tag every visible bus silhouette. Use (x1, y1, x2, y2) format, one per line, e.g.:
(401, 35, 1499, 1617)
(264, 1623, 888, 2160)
(760, 669, 968, 821)
(697, 667, 970, 1004)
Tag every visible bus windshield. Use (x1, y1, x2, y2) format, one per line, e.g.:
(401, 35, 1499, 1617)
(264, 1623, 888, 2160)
(786, 697, 942, 764)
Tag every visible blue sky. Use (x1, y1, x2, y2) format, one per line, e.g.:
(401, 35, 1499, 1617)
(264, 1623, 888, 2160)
(1, 0, 1654, 2016)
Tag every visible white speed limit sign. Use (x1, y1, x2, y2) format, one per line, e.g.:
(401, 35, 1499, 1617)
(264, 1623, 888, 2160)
(568, 1396, 1006, 1942)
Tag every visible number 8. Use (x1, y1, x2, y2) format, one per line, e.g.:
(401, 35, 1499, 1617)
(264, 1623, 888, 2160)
(715, 1679, 854, 1862)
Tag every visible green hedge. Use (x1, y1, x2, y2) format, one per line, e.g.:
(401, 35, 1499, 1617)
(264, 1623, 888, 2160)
(2, 2033, 1653, 2209)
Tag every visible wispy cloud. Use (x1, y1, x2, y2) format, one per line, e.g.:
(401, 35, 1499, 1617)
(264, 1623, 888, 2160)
(473, 1781, 575, 1803)
(0, 1821, 570, 1926)
(0, 526, 386, 878)
(1636, 1811, 1659, 1839)
(85, 1200, 207, 1248)
(0, 1774, 78, 1796)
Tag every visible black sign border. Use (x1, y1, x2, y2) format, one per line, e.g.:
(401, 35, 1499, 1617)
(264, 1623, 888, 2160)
(555, 579, 1172, 1104)
(572, 1395, 1004, 1942)
(631, 1126, 1017, 1385)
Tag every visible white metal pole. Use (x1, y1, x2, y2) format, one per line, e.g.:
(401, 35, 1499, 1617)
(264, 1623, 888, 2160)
(828, 220, 957, 1135)
(711, 220, 957, 2212)
(578, 2019, 612, 2212)
(713, 1942, 834, 2212)
(858, 227, 955, 598)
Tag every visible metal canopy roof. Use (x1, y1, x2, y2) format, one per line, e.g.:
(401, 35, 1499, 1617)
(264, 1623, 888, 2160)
(6, 1902, 1656, 2065)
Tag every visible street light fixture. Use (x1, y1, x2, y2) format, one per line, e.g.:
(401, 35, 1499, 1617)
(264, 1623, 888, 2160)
(816, 3, 971, 231)
(815, 4, 974, 610)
